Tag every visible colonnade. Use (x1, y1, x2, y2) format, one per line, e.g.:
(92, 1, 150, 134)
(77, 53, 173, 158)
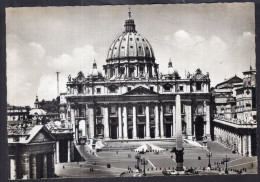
(9, 152, 55, 180)
(214, 126, 252, 156)
(55, 139, 73, 163)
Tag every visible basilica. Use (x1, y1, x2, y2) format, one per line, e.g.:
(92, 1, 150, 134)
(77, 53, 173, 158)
(60, 10, 212, 142)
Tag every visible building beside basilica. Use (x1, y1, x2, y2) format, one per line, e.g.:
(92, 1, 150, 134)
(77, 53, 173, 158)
(60, 10, 212, 142)
(212, 67, 257, 156)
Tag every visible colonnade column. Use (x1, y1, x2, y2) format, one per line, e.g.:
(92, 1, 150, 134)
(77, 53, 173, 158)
(88, 104, 95, 138)
(118, 106, 123, 139)
(123, 105, 128, 139)
(133, 105, 137, 139)
(56, 141, 60, 163)
(185, 104, 192, 139)
(155, 104, 160, 138)
(67, 140, 71, 162)
(172, 104, 176, 137)
(104, 105, 110, 140)
(31, 154, 37, 179)
(9, 156, 17, 180)
(145, 104, 150, 139)
(248, 135, 252, 156)
(43, 154, 48, 178)
(160, 104, 165, 138)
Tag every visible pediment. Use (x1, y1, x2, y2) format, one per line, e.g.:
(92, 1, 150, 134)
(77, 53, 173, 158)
(123, 86, 158, 96)
(27, 126, 56, 144)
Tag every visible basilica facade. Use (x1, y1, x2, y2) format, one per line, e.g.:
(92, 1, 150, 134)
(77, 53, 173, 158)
(60, 11, 212, 142)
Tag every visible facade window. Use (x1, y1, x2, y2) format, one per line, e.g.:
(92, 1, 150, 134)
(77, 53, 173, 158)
(179, 86, 184, 91)
(196, 82, 202, 91)
(78, 85, 83, 94)
(110, 106, 116, 114)
(150, 86, 154, 91)
(128, 107, 133, 115)
(165, 105, 172, 114)
(138, 106, 144, 115)
(164, 85, 171, 92)
(96, 107, 102, 116)
(127, 87, 132, 92)
(150, 106, 155, 115)
(181, 104, 185, 114)
(96, 88, 101, 94)
(130, 46, 133, 49)
(109, 87, 116, 93)
(130, 38, 133, 41)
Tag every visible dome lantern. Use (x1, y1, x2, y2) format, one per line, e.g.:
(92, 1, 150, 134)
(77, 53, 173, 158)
(124, 7, 136, 33)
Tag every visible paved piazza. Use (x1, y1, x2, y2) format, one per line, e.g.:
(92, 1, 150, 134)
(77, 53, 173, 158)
(55, 140, 257, 178)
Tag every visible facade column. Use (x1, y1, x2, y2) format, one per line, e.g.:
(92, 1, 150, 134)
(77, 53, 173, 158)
(71, 107, 75, 139)
(123, 105, 128, 139)
(43, 153, 48, 178)
(155, 104, 160, 138)
(88, 104, 95, 138)
(132, 105, 137, 139)
(248, 135, 252, 156)
(160, 104, 165, 138)
(172, 105, 176, 136)
(205, 102, 211, 139)
(10, 156, 17, 180)
(31, 154, 37, 179)
(118, 106, 123, 139)
(145, 104, 150, 139)
(56, 141, 60, 163)
(185, 104, 192, 139)
(104, 105, 110, 140)
(75, 120, 79, 142)
(67, 140, 71, 162)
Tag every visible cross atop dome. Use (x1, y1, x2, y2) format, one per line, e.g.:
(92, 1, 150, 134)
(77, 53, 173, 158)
(128, 6, 132, 19)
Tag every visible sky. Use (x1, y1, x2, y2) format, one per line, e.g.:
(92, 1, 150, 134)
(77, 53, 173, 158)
(6, 3, 255, 107)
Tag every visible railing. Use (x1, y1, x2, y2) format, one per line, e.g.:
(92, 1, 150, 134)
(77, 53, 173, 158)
(214, 114, 257, 125)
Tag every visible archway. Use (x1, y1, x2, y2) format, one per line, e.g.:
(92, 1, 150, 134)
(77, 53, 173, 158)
(195, 116, 204, 140)
(79, 120, 86, 137)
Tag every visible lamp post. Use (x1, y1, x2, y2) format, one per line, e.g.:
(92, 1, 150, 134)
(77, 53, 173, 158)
(140, 158, 148, 176)
(206, 151, 212, 169)
(222, 155, 230, 174)
(135, 154, 141, 171)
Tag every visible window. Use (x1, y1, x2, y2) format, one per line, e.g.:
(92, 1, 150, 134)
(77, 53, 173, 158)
(130, 38, 133, 41)
(110, 106, 116, 114)
(109, 86, 116, 93)
(96, 88, 101, 94)
(150, 107, 155, 115)
(196, 83, 202, 91)
(150, 87, 154, 91)
(130, 46, 133, 49)
(138, 106, 144, 115)
(127, 87, 132, 92)
(78, 85, 83, 94)
(96, 107, 102, 116)
(181, 104, 185, 114)
(164, 85, 171, 92)
(165, 105, 172, 114)
(128, 107, 133, 115)
(136, 38, 139, 41)
(179, 86, 184, 91)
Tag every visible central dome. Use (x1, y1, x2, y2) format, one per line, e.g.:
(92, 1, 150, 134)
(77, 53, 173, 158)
(107, 32, 155, 60)
(103, 9, 158, 79)
(106, 9, 155, 61)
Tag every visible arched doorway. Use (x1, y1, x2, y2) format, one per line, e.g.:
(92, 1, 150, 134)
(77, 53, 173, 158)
(195, 117, 204, 140)
(79, 120, 86, 137)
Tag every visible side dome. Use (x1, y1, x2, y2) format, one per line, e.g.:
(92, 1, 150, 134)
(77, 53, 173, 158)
(88, 61, 103, 77)
(107, 32, 155, 60)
